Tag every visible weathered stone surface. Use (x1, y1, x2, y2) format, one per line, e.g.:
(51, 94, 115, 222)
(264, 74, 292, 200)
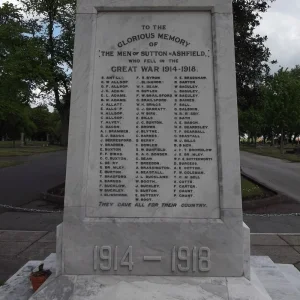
(277, 264, 300, 294)
(29, 266, 286, 300)
(227, 277, 271, 300)
(243, 223, 251, 280)
(87, 10, 219, 219)
(76, 0, 233, 14)
(56, 224, 62, 276)
(3, 255, 300, 300)
(62, 0, 243, 277)
(63, 207, 243, 276)
(32, 276, 228, 300)
(251, 256, 300, 300)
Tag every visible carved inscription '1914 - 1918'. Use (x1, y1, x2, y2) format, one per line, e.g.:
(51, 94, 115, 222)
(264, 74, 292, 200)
(86, 12, 219, 219)
(93, 245, 211, 273)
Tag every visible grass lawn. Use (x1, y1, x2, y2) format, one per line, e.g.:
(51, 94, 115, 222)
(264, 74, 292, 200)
(0, 161, 24, 169)
(0, 141, 66, 157)
(241, 177, 265, 200)
(0, 140, 48, 148)
(240, 145, 300, 162)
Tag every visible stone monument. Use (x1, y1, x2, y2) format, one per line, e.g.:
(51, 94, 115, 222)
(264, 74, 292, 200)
(29, 0, 282, 299)
(62, 0, 244, 278)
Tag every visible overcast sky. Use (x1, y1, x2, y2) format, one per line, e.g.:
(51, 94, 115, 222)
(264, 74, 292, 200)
(255, 0, 300, 72)
(2, 0, 300, 73)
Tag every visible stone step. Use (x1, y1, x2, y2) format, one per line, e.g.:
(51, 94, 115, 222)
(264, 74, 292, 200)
(32, 253, 56, 274)
(251, 256, 300, 300)
(0, 261, 41, 300)
(276, 264, 300, 294)
(2, 255, 300, 300)
(0, 254, 55, 300)
(227, 275, 272, 300)
(249, 268, 272, 300)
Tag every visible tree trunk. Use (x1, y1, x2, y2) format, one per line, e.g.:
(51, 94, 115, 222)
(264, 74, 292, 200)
(280, 128, 284, 155)
(20, 132, 24, 147)
(293, 133, 300, 144)
(60, 108, 70, 147)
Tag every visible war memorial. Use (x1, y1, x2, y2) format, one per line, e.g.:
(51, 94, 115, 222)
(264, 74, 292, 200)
(2, 0, 300, 299)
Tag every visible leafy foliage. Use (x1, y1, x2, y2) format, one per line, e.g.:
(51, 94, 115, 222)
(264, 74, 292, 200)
(0, 2, 48, 104)
(0, 2, 48, 142)
(239, 107, 264, 143)
(48, 110, 62, 143)
(233, 0, 277, 111)
(0, 101, 36, 140)
(262, 67, 300, 152)
(30, 106, 62, 142)
(1, 0, 289, 148)
(30, 105, 51, 140)
(0, 0, 75, 145)
(19, 0, 75, 145)
(241, 65, 300, 152)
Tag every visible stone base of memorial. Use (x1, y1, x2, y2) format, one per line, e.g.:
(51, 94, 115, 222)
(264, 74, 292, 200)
(30, 224, 300, 300)
(28, 270, 278, 300)
(2, 230, 300, 300)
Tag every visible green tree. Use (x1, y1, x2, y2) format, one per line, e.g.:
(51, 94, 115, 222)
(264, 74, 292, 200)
(1, 0, 277, 147)
(0, 2, 47, 143)
(239, 107, 264, 146)
(48, 110, 62, 144)
(0, 102, 36, 145)
(20, 0, 75, 146)
(289, 66, 300, 144)
(30, 105, 51, 141)
(233, 0, 277, 111)
(0, 2, 48, 104)
(263, 68, 300, 154)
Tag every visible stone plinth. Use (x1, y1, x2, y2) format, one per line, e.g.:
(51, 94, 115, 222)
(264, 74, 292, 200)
(3, 254, 300, 300)
(30, 274, 271, 300)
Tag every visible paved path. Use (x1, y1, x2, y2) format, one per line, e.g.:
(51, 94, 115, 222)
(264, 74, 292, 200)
(244, 215, 300, 233)
(0, 230, 56, 282)
(0, 151, 67, 213)
(0, 211, 63, 231)
(241, 151, 300, 201)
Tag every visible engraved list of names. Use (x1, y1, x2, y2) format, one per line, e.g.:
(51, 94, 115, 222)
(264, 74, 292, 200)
(86, 12, 219, 219)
